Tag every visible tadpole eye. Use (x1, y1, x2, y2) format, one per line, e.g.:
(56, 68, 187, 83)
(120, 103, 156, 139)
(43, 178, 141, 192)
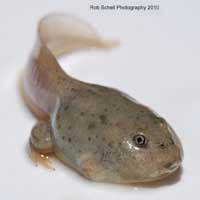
(133, 134, 146, 147)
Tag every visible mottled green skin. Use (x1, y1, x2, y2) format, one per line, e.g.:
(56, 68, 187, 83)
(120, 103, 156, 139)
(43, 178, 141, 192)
(32, 84, 182, 183)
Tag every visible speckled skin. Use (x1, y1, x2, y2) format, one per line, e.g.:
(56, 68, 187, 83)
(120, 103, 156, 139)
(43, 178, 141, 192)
(24, 14, 183, 184)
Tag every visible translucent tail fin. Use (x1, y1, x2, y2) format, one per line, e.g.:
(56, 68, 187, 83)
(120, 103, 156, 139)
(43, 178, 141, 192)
(38, 13, 119, 57)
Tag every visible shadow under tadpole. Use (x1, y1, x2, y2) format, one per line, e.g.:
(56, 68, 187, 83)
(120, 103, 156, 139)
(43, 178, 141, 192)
(130, 167, 183, 188)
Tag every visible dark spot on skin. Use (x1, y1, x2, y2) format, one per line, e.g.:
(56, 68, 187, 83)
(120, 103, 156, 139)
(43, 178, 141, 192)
(115, 122, 120, 126)
(57, 77, 66, 84)
(72, 95, 77, 100)
(61, 76, 66, 81)
(57, 124, 61, 129)
(91, 113, 95, 117)
(116, 107, 120, 111)
(57, 115, 60, 120)
(88, 122, 96, 130)
(62, 136, 65, 140)
(80, 112, 85, 116)
(57, 76, 61, 81)
(57, 79, 61, 85)
(102, 137, 106, 141)
(95, 135, 98, 138)
(88, 137, 91, 142)
(99, 115, 108, 125)
(68, 138, 71, 143)
(118, 142, 122, 146)
(68, 126, 72, 130)
(108, 141, 114, 148)
(64, 105, 69, 111)
(78, 149, 82, 153)
(104, 108, 108, 112)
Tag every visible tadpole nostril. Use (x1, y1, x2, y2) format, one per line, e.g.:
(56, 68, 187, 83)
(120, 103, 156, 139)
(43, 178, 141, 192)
(160, 143, 165, 148)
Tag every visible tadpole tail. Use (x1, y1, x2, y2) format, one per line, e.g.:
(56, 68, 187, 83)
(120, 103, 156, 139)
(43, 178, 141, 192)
(23, 13, 118, 119)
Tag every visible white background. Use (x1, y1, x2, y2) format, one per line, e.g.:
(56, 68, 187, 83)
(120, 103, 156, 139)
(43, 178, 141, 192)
(0, 0, 199, 199)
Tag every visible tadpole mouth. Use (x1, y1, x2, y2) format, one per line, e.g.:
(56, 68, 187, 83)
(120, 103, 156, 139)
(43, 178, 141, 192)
(164, 161, 181, 173)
